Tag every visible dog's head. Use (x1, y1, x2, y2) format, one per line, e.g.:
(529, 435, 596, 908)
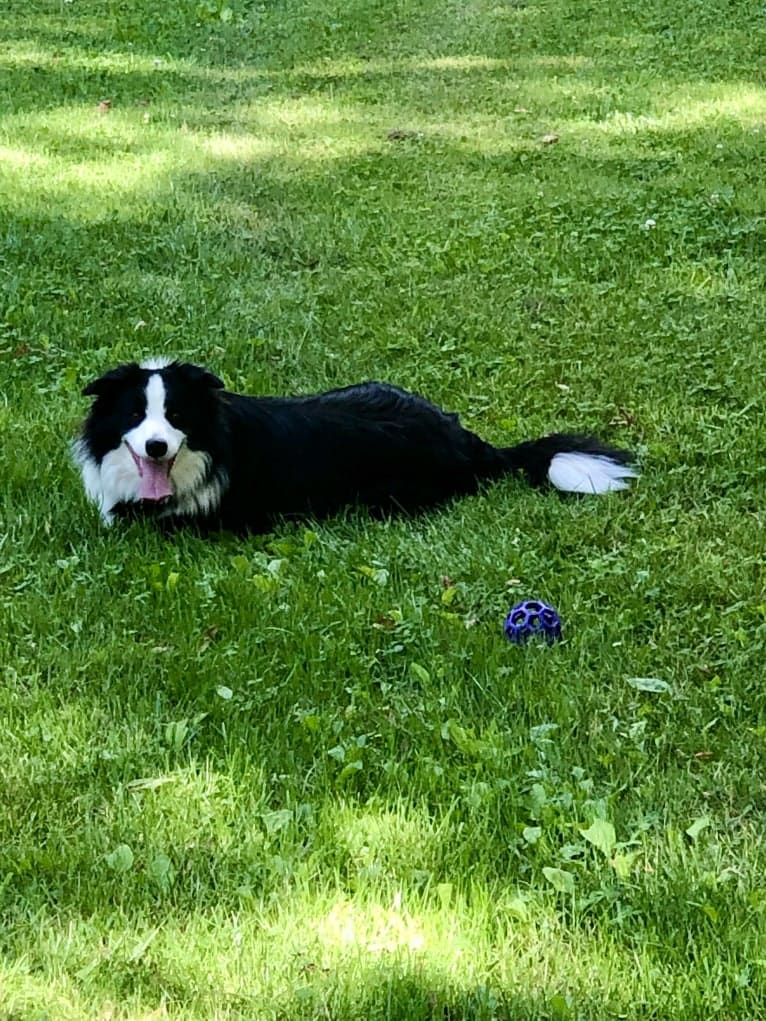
(77, 359, 225, 521)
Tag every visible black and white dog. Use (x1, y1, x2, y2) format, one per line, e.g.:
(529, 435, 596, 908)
(74, 358, 637, 533)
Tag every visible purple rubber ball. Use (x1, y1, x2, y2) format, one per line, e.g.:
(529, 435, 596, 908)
(504, 599, 562, 645)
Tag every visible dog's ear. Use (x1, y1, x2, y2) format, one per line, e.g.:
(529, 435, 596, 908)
(82, 363, 142, 398)
(174, 362, 225, 391)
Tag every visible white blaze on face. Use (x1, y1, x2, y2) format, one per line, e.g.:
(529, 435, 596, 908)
(76, 363, 225, 524)
(123, 373, 186, 501)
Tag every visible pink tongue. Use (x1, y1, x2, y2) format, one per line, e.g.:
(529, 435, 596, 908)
(139, 459, 174, 501)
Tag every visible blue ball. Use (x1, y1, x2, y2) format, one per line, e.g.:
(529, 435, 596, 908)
(504, 599, 562, 645)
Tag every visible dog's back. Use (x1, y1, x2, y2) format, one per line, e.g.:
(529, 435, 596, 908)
(218, 381, 506, 526)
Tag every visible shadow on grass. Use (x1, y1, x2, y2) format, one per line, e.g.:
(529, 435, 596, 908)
(2, 109, 764, 417)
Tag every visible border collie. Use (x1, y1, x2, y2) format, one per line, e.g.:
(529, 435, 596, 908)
(74, 359, 638, 533)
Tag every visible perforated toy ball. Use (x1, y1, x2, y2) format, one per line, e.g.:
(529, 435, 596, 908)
(504, 599, 562, 645)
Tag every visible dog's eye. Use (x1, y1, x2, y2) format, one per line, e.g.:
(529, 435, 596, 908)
(167, 410, 182, 427)
(130, 409, 143, 424)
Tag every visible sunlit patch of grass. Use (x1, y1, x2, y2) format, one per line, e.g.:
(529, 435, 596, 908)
(0, 108, 375, 220)
(0, 885, 665, 1019)
(584, 83, 766, 135)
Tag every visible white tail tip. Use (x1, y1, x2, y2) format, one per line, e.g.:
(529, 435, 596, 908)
(548, 452, 638, 494)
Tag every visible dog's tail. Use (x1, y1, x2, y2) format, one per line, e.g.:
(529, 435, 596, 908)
(500, 434, 638, 494)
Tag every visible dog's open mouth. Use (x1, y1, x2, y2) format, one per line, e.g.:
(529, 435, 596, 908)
(127, 445, 176, 501)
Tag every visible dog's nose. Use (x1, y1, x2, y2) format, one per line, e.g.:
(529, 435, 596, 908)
(145, 439, 168, 459)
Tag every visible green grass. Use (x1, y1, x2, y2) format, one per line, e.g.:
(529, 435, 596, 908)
(2, 0, 766, 1017)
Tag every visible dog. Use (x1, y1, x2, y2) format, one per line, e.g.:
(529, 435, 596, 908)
(74, 358, 638, 533)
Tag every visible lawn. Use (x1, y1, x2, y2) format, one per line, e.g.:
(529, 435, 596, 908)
(2, 0, 766, 1017)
